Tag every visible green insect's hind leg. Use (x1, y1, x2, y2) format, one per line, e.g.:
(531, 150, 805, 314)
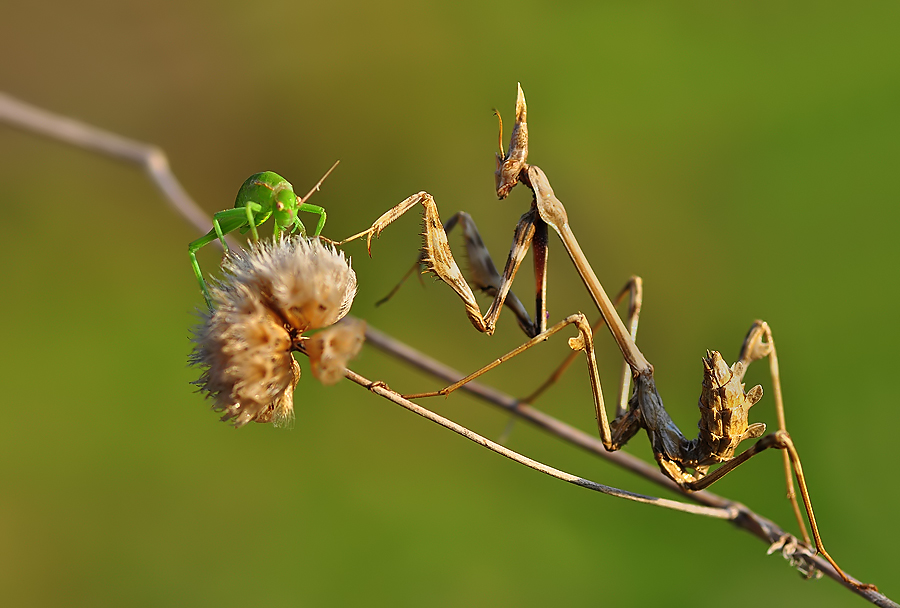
(299, 203, 327, 236)
(187, 207, 259, 309)
(244, 204, 260, 240)
(188, 229, 220, 310)
(212, 215, 229, 252)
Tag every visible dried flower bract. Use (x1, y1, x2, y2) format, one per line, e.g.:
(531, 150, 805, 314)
(191, 236, 359, 427)
(306, 318, 367, 385)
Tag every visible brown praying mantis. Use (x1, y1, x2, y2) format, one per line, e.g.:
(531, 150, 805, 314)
(341, 84, 876, 592)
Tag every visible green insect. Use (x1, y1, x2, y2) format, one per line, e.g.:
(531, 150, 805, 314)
(189, 163, 338, 308)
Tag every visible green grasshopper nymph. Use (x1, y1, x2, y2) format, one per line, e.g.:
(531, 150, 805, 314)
(188, 163, 338, 308)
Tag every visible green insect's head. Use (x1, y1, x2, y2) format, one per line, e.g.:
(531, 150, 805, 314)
(272, 189, 298, 228)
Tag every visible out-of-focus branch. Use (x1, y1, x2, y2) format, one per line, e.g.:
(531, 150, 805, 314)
(0, 92, 235, 249)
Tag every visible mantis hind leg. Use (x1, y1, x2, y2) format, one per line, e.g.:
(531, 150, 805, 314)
(682, 321, 877, 591)
(734, 322, 806, 543)
(683, 429, 876, 591)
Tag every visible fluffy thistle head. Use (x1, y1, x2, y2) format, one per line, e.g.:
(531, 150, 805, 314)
(190, 236, 359, 427)
(219, 236, 357, 331)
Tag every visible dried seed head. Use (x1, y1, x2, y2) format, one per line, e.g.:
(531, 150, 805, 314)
(305, 318, 367, 385)
(220, 236, 357, 332)
(190, 287, 298, 427)
(190, 235, 359, 427)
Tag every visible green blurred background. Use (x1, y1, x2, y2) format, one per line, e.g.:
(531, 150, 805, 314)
(1, 1, 897, 605)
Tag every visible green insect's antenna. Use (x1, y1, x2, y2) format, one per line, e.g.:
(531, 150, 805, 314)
(298, 160, 340, 206)
(294, 160, 339, 237)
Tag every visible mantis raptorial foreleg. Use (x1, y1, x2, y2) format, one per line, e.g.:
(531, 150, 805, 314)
(442, 211, 547, 337)
(341, 192, 548, 337)
(369, 210, 544, 337)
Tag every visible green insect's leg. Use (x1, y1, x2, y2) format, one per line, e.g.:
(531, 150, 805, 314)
(187, 208, 253, 309)
(212, 217, 229, 252)
(188, 229, 220, 309)
(244, 204, 260, 241)
(299, 203, 327, 236)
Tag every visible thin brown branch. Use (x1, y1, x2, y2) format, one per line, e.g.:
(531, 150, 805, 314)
(341, 368, 734, 519)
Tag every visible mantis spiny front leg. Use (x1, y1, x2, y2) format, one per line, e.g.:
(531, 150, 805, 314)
(340, 191, 549, 337)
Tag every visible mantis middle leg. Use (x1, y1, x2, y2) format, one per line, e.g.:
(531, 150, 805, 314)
(522, 276, 643, 419)
(401, 313, 610, 444)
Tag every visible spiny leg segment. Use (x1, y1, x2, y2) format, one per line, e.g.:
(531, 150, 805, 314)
(369, 209, 545, 337)
(340, 191, 547, 337)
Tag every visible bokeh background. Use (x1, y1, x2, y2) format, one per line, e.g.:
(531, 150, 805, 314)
(1, 1, 897, 606)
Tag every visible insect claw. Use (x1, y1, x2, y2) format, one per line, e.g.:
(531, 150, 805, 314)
(369, 228, 384, 254)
